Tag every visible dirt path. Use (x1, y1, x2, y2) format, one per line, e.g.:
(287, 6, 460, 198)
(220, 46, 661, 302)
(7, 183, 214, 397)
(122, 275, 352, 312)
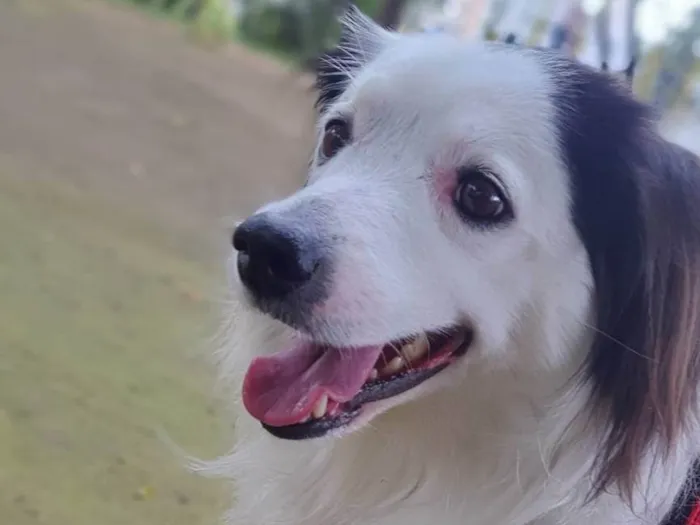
(0, 0, 316, 257)
(0, 3, 320, 524)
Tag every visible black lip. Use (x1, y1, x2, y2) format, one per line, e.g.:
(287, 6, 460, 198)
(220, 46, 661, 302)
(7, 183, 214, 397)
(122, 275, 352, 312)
(260, 333, 472, 441)
(346, 363, 450, 409)
(262, 409, 360, 440)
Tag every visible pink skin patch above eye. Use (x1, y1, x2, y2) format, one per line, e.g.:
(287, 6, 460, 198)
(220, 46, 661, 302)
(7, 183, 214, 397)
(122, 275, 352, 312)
(430, 139, 474, 206)
(432, 166, 459, 206)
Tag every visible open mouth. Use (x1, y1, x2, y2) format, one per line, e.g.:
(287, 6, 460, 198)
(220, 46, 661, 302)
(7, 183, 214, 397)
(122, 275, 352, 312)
(242, 327, 473, 440)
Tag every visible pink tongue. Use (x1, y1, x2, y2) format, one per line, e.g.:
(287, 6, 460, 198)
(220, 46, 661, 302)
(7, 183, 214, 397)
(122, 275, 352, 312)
(242, 342, 383, 427)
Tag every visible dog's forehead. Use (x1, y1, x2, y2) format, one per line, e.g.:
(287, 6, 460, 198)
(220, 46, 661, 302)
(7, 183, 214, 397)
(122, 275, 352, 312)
(327, 37, 559, 175)
(344, 37, 553, 123)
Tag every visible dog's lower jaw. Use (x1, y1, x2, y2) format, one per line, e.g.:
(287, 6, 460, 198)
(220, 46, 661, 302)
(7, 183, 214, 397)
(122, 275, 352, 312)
(221, 360, 689, 525)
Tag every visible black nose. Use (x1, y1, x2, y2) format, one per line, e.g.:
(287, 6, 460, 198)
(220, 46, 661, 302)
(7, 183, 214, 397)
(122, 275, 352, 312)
(232, 214, 322, 300)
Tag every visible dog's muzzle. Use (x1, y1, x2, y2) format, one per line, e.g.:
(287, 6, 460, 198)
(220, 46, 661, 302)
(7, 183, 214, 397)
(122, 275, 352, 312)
(232, 211, 331, 326)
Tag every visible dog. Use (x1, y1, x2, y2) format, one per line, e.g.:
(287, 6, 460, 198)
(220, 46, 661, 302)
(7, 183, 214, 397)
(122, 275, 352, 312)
(211, 9, 700, 525)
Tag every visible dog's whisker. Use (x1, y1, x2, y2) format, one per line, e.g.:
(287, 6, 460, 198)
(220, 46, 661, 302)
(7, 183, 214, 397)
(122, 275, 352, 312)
(569, 316, 653, 362)
(527, 303, 653, 363)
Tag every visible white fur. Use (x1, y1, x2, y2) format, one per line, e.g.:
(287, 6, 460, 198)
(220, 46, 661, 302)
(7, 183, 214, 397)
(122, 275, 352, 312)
(207, 14, 696, 525)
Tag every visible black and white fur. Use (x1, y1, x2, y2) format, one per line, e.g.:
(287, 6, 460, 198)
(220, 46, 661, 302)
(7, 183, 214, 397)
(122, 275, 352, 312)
(211, 10, 700, 525)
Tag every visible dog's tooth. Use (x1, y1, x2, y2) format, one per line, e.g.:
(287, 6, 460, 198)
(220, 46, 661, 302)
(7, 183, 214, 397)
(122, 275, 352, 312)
(401, 333, 429, 362)
(312, 395, 328, 419)
(369, 368, 379, 381)
(382, 356, 405, 375)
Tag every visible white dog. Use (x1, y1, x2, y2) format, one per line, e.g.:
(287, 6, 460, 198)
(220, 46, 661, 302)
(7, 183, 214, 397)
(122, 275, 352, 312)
(211, 9, 700, 525)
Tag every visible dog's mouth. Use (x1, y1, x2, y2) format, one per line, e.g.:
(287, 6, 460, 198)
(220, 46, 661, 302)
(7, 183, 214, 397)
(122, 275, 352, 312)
(242, 326, 473, 440)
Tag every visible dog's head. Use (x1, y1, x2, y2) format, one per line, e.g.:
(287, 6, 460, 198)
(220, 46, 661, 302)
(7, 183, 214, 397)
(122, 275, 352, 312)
(229, 9, 700, 498)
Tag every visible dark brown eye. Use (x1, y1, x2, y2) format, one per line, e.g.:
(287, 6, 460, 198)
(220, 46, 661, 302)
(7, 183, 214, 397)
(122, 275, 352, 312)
(454, 167, 511, 224)
(321, 119, 351, 160)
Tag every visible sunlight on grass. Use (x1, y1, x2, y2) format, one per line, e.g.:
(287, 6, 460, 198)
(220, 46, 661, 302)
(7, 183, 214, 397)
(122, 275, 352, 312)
(0, 173, 229, 525)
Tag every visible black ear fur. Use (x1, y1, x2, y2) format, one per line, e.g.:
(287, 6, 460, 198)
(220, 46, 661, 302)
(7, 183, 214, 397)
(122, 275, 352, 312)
(593, 136, 700, 500)
(550, 54, 700, 499)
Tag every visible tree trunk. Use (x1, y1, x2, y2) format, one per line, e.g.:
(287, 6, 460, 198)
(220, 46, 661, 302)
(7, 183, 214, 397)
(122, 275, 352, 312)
(547, 0, 572, 50)
(376, 0, 409, 30)
(624, 0, 641, 61)
(652, 8, 700, 113)
(594, 0, 612, 67)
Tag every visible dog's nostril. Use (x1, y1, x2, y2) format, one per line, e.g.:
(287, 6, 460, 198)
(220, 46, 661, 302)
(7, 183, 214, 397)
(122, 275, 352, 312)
(266, 252, 312, 284)
(233, 214, 324, 301)
(232, 227, 249, 253)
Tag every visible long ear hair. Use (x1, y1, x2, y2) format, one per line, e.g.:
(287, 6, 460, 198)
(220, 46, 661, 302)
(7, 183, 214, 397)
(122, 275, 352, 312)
(549, 56, 700, 499)
(587, 135, 700, 499)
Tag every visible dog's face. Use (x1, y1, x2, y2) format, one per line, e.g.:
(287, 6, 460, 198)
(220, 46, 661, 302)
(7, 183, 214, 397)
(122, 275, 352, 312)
(230, 11, 700, 477)
(254, 42, 583, 346)
(232, 20, 591, 440)
(300, 38, 585, 352)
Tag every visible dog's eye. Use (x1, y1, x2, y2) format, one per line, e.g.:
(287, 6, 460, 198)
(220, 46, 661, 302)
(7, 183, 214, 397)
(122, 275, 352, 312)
(454, 167, 511, 224)
(320, 119, 351, 160)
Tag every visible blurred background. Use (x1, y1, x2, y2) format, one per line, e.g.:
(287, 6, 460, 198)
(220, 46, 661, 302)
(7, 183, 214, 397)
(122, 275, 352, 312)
(0, 0, 697, 524)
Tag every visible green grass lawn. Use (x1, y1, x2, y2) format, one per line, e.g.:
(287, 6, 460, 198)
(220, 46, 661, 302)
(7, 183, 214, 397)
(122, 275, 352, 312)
(0, 172, 228, 525)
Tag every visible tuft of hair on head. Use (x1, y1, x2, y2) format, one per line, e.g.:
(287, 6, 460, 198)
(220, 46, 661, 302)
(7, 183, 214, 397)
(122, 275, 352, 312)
(314, 5, 394, 113)
(622, 59, 637, 83)
(600, 58, 637, 89)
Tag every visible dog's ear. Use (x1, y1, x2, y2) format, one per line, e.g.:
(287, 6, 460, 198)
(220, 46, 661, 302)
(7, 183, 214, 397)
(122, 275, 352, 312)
(315, 6, 394, 113)
(587, 136, 700, 500)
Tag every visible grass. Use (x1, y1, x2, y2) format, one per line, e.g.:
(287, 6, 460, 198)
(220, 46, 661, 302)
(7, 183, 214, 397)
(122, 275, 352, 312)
(110, 0, 304, 64)
(0, 171, 229, 525)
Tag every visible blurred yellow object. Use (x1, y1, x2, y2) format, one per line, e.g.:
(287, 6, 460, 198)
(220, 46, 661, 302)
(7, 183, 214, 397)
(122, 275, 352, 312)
(134, 485, 156, 501)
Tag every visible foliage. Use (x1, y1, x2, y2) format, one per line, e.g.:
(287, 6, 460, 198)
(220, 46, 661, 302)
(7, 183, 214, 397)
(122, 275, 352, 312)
(237, 0, 387, 65)
(120, 0, 232, 43)
(190, 0, 237, 46)
(117, 0, 401, 63)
